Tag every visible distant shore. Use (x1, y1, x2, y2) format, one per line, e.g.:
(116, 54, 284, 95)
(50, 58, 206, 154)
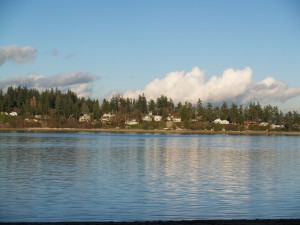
(1, 219, 300, 225)
(1, 127, 300, 136)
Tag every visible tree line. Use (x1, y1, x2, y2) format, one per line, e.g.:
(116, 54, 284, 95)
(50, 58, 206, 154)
(0, 86, 299, 130)
(0, 86, 100, 119)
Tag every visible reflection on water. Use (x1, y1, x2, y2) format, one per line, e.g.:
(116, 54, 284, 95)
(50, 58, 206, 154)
(0, 133, 300, 221)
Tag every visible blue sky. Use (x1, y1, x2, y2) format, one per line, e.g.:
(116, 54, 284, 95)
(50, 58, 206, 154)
(0, 0, 300, 111)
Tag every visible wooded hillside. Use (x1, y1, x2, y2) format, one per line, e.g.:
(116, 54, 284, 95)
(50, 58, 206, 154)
(0, 86, 299, 131)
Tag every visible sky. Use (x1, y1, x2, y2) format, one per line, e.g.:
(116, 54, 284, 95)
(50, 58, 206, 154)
(0, 0, 300, 111)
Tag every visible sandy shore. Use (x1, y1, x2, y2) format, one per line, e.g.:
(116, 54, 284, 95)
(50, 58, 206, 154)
(1, 220, 300, 225)
(0, 127, 300, 136)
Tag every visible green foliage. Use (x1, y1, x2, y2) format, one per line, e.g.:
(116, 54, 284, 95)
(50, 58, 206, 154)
(201, 121, 213, 130)
(0, 86, 100, 119)
(213, 123, 223, 131)
(190, 121, 202, 130)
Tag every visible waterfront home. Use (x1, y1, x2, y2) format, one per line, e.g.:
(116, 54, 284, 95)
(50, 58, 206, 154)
(259, 122, 269, 127)
(172, 117, 181, 123)
(213, 118, 229, 124)
(9, 111, 18, 116)
(34, 115, 42, 119)
(101, 113, 115, 122)
(270, 124, 285, 129)
(125, 119, 138, 125)
(154, 115, 162, 122)
(167, 114, 181, 123)
(25, 118, 39, 123)
(143, 115, 152, 122)
(79, 114, 90, 122)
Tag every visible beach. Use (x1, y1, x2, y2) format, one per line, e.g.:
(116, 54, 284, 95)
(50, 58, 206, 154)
(0, 127, 300, 136)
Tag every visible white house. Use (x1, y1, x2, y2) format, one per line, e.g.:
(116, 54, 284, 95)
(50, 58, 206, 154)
(101, 113, 115, 122)
(35, 115, 42, 119)
(167, 115, 181, 123)
(259, 122, 269, 127)
(154, 115, 162, 122)
(172, 117, 181, 123)
(126, 119, 138, 125)
(79, 114, 90, 122)
(270, 124, 285, 129)
(9, 111, 18, 116)
(143, 115, 152, 122)
(213, 118, 229, 124)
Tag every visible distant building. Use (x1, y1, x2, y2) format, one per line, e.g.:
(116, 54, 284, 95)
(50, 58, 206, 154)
(259, 122, 269, 127)
(167, 114, 181, 123)
(172, 117, 181, 123)
(143, 115, 152, 122)
(126, 119, 138, 125)
(25, 118, 39, 123)
(101, 113, 115, 122)
(35, 115, 42, 119)
(9, 111, 17, 116)
(270, 124, 285, 129)
(154, 115, 162, 122)
(79, 114, 90, 122)
(213, 118, 229, 124)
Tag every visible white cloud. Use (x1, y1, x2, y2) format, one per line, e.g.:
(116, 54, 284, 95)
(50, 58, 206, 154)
(72, 83, 94, 98)
(0, 72, 100, 98)
(123, 67, 300, 104)
(0, 45, 36, 65)
(243, 77, 300, 103)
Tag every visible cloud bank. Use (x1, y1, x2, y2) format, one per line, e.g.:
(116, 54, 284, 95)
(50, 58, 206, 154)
(123, 67, 300, 104)
(0, 72, 100, 97)
(0, 45, 37, 65)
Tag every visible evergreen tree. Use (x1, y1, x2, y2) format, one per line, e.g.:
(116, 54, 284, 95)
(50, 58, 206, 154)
(55, 91, 63, 116)
(237, 105, 244, 124)
(41, 90, 50, 115)
(81, 102, 89, 115)
(196, 98, 204, 117)
(167, 98, 175, 113)
(220, 101, 229, 120)
(110, 95, 120, 113)
(262, 105, 274, 123)
(156, 95, 168, 111)
(101, 99, 110, 114)
(204, 102, 213, 122)
(125, 98, 132, 115)
(229, 103, 239, 123)
(148, 99, 156, 113)
(136, 94, 148, 114)
(0, 89, 4, 112)
(93, 100, 101, 119)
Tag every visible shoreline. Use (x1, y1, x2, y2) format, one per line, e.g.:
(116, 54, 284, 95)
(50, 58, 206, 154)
(1, 220, 300, 225)
(0, 127, 300, 136)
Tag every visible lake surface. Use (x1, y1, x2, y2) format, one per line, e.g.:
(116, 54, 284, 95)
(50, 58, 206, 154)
(0, 132, 300, 222)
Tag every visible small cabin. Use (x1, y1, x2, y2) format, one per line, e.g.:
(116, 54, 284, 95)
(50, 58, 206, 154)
(154, 115, 162, 122)
(9, 111, 18, 116)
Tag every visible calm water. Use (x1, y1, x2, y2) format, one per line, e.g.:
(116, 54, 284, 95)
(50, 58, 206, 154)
(0, 132, 300, 222)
